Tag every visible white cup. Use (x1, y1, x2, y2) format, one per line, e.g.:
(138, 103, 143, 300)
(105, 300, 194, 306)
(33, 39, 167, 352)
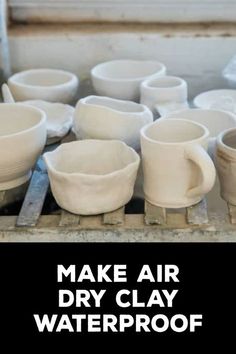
(140, 76, 188, 114)
(141, 119, 216, 208)
(74, 95, 153, 151)
(162, 108, 236, 158)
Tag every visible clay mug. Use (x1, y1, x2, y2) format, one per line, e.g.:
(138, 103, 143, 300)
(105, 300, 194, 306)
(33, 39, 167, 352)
(74, 95, 153, 151)
(141, 119, 216, 208)
(162, 108, 236, 159)
(140, 76, 188, 114)
(215, 128, 236, 205)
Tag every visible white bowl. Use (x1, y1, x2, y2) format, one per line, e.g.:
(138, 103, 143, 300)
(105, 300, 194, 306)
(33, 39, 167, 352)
(0, 103, 46, 190)
(24, 100, 74, 141)
(193, 89, 236, 111)
(74, 95, 153, 151)
(8, 69, 79, 104)
(91, 60, 166, 101)
(44, 140, 140, 215)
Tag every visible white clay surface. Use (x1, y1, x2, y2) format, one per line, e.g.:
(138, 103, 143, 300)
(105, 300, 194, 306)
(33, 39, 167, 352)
(141, 118, 216, 208)
(91, 60, 166, 101)
(162, 108, 236, 159)
(25, 100, 74, 139)
(193, 89, 236, 111)
(44, 140, 140, 215)
(74, 95, 153, 151)
(8, 68, 79, 104)
(0, 103, 46, 190)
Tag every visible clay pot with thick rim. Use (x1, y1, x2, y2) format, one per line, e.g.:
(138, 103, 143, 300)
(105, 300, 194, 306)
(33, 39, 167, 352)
(44, 140, 140, 215)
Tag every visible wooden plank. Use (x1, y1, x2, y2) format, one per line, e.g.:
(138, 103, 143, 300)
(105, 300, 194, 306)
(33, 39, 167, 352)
(186, 198, 208, 225)
(144, 201, 166, 225)
(59, 210, 80, 227)
(103, 207, 125, 225)
(227, 203, 236, 224)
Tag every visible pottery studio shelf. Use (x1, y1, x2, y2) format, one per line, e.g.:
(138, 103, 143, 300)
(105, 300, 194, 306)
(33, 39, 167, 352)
(1, 135, 236, 242)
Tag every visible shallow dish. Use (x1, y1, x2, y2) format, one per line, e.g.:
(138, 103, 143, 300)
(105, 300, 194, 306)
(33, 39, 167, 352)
(8, 68, 79, 104)
(0, 103, 46, 190)
(44, 140, 140, 215)
(91, 60, 166, 101)
(193, 89, 236, 111)
(25, 100, 74, 143)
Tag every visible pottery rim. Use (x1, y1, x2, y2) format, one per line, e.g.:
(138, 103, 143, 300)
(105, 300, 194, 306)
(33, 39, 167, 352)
(141, 75, 186, 90)
(162, 108, 236, 137)
(91, 60, 166, 82)
(141, 118, 209, 146)
(44, 140, 140, 179)
(217, 127, 236, 154)
(78, 95, 152, 115)
(8, 68, 79, 90)
(0, 103, 46, 139)
(193, 89, 236, 108)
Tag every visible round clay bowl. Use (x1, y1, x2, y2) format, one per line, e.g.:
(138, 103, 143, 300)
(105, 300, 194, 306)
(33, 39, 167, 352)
(8, 69, 79, 104)
(44, 140, 140, 215)
(0, 103, 46, 190)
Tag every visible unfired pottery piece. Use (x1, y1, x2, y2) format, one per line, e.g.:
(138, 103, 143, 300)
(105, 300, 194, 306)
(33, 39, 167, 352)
(215, 128, 236, 205)
(25, 100, 74, 141)
(140, 75, 188, 114)
(141, 118, 216, 208)
(1, 84, 74, 144)
(44, 140, 140, 215)
(162, 108, 236, 158)
(74, 95, 153, 151)
(91, 60, 166, 101)
(0, 103, 46, 190)
(193, 89, 236, 111)
(8, 69, 79, 104)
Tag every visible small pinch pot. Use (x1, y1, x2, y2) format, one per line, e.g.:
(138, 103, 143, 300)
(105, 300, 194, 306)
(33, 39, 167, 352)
(140, 75, 188, 113)
(0, 103, 46, 190)
(43, 140, 140, 215)
(8, 69, 79, 104)
(91, 60, 166, 101)
(74, 95, 153, 151)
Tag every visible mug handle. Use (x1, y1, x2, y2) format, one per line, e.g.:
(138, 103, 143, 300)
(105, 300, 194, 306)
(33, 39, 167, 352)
(185, 145, 216, 198)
